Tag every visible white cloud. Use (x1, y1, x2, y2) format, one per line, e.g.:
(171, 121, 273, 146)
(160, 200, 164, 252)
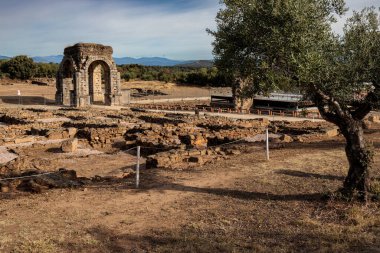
(0, 0, 377, 59)
(0, 0, 219, 59)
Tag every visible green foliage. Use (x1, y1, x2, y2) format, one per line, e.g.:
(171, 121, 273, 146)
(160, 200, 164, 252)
(209, 0, 347, 95)
(0, 56, 59, 79)
(0, 59, 8, 78)
(210, 0, 380, 195)
(1, 55, 36, 79)
(117, 64, 229, 86)
(209, 1, 380, 108)
(34, 62, 59, 78)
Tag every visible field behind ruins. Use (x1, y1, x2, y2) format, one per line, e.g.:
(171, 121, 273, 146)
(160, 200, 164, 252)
(0, 80, 380, 252)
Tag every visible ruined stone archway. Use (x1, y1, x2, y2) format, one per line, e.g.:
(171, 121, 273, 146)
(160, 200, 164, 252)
(56, 43, 122, 107)
(88, 60, 111, 105)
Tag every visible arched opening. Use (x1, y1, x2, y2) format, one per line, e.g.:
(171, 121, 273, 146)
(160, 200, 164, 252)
(88, 61, 111, 105)
(61, 60, 76, 106)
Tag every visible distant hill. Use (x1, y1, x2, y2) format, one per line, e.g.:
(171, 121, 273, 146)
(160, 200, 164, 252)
(32, 55, 63, 63)
(1, 54, 213, 67)
(113, 56, 185, 66)
(176, 60, 214, 68)
(0, 55, 10, 60)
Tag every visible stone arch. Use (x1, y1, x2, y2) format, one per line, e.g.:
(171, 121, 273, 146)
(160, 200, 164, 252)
(56, 43, 122, 107)
(87, 60, 112, 105)
(56, 58, 77, 106)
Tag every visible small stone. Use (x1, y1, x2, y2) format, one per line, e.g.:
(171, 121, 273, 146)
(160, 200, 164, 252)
(67, 127, 77, 138)
(1, 185, 10, 193)
(61, 138, 78, 153)
(280, 134, 293, 143)
(324, 128, 338, 137)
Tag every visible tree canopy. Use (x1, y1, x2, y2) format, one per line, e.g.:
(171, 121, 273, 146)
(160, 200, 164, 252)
(1, 55, 36, 80)
(209, 0, 380, 200)
(0, 57, 60, 79)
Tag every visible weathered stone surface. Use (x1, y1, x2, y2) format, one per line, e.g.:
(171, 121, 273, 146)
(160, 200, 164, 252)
(67, 127, 77, 138)
(56, 43, 122, 107)
(0, 185, 9, 193)
(61, 138, 78, 153)
(324, 128, 339, 137)
(14, 136, 35, 144)
(227, 149, 241, 155)
(368, 115, 380, 123)
(47, 130, 63, 140)
(1, 169, 83, 193)
(280, 134, 293, 143)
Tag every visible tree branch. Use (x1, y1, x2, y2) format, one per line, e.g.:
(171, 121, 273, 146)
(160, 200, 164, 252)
(310, 85, 349, 125)
(351, 82, 380, 120)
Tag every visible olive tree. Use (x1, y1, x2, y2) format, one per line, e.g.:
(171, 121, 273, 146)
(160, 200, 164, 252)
(209, 0, 380, 200)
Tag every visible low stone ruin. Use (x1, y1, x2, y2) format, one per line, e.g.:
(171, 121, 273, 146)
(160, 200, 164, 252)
(0, 106, 342, 192)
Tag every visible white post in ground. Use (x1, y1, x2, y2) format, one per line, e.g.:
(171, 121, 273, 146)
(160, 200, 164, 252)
(17, 90, 21, 105)
(136, 146, 141, 188)
(266, 128, 270, 160)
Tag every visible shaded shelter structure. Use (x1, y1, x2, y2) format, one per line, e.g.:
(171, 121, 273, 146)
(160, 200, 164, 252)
(56, 43, 122, 107)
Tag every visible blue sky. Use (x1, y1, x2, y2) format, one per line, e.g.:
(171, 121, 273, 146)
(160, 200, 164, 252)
(0, 0, 378, 60)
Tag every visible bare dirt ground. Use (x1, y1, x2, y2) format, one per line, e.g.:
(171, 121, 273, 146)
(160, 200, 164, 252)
(121, 80, 212, 100)
(1, 133, 380, 252)
(0, 79, 56, 105)
(0, 79, 213, 105)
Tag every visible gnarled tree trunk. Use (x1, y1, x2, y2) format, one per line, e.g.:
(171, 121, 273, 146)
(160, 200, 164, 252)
(339, 120, 372, 200)
(314, 89, 375, 201)
(232, 78, 253, 111)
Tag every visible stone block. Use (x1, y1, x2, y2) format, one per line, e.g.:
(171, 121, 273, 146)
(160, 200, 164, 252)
(47, 130, 63, 140)
(192, 135, 208, 148)
(14, 136, 35, 144)
(67, 127, 77, 138)
(61, 138, 78, 153)
(280, 134, 293, 143)
(324, 128, 338, 137)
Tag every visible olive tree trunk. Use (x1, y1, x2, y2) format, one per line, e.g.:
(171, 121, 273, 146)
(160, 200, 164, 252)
(314, 90, 375, 201)
(340, 120, 372, 200)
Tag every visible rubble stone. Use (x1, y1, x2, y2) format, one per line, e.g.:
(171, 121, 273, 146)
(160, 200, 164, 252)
(61, 138, 78, 153)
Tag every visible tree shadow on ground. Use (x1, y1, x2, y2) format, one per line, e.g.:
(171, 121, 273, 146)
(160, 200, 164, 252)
(143, 182, 324, 202)
(62, 224, 375, 253)
(285, 140, 346, 150)
(275, 169, 345, 181)
(0, 96, 55, 105)
(77, 165, 325, 202)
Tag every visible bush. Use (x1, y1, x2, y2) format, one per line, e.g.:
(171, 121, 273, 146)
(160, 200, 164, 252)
(1, 55, 36, 79)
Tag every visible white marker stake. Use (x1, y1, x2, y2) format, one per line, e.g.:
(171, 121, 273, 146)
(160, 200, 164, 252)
(17, 90, 21, 105)
(266, 128, 270, 161)
(136, 146, 141, 188)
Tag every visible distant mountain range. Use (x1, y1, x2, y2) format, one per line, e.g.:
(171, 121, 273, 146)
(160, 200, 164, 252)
(0, 55, 213, 67)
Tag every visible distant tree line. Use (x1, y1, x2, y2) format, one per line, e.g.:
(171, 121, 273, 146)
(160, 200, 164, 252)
(117, 64, 230, 86)
(0, 56, 229, 87)
(0, 55, 59, 79)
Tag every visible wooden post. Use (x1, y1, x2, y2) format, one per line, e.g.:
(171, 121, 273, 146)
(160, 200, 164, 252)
(136, 146, 140, 188)
(266, 128, 269, 161)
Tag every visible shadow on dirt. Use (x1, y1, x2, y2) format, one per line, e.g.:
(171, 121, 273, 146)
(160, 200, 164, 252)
(275, 169, 345, 181)
(0, 96, 55, 105)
